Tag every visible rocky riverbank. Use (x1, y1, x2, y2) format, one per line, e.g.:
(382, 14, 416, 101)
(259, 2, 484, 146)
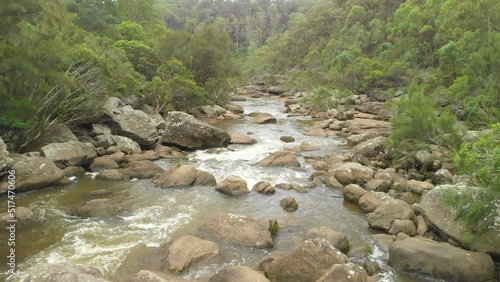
(0, 84, 498, 282)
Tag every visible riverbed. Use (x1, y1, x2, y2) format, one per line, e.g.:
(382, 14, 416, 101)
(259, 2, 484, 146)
(1, 97, 432, 281)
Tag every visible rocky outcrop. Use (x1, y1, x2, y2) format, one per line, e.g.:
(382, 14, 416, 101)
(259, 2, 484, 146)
(258, 239, 349, 282)
(201, 213, 275, 248)
(70, 198, 124, 218)
(154, 165, 216, 188)
(209, 266, 270, 282)
(22, 263, 109, 282)
(257, 151, 300, 167)
(0, 157, 65, 193)
(229, 133, 257, 145)
(215, 176, 250, 196)
(41, 141, 96, 168)
(165, 235, 221, 273)
(249, 112, 277, 124)
(303, 226, 350, 254)
(419, 185, 500, 257)
(389, 237, 496, 282)
(162, 111, 231, 150)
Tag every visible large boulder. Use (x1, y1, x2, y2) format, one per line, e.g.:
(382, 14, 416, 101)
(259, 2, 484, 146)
(108, 104, 159, 146)
(41, 141, 96, 168)
(419, 185, 500, 257)
(162, 111, 231, 150)
(249, 112, 277, 124)
(303, 226, 350, 254)
(316, 263, 368, 282)
(201, 213, 275, 248)
(253, 181, 275, 194)
(122, 161, 164, 179)
(258, 238, 349, 282)
(389, 237, 496, 282)
(279, 197, 299, 212)
(0, 157, 65, 193)
(351, 137, 385, 159)
(0, 137, 14, 176)
(367, 200, 415, 232)
(165, 235, 221, 273)
(22, 263, 108, 282)
(209, 266, 270, 282)
(328, 162, 374, 185)
(257, 151, 300, 167)
(216, 176, 249, 196)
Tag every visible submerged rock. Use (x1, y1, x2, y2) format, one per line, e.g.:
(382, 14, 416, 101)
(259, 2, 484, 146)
(249, 112, 277, 124)
(303, 226, 350, 254)
(165, 235, 221, 273)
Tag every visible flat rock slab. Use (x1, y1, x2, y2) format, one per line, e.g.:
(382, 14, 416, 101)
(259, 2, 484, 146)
(201, 213, 275, 248)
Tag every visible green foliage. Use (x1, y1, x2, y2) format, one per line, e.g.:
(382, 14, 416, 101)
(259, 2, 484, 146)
(445, 124, 500, 232)
(387, 88, 462, 153)
(118, 21, 146, 41)
(302, 87, 338, 112)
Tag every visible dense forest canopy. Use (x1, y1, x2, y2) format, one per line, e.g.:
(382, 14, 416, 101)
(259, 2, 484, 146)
(1, 0, 498, 140)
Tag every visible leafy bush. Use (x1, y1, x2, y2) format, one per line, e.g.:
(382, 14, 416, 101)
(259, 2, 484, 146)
(387, 88, 462, 154)
(445, 124, 500, 232)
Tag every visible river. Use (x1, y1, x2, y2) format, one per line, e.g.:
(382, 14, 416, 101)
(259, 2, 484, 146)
(1, 97, 432, 281)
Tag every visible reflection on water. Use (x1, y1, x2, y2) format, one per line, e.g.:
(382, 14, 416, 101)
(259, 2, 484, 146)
(1, 98, 429, 281)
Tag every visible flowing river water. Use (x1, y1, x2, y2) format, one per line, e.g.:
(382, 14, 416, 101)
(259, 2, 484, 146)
(1, 98, 432, 281)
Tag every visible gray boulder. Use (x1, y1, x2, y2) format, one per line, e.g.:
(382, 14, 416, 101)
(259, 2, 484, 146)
(249, 112, 277, 124)
(358, 191, 394, 213)
(342, 184, 367, 204)
(389, 237, 496, 282)
(41, 141, 96, 168)
(229, 133, 257, 145)
(352, 137, 385, 159)
(162, 111, 231, 150)
(112, 135, 141, 154)
(419, 185, 500, 257)
(253, 181, 275, 194)
(70, 198, 124, 218)
(109, 104, 159, 146)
